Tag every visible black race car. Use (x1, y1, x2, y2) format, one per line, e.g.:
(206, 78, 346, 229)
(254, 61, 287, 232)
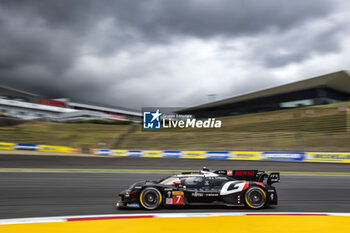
(116, 168, 279, 210)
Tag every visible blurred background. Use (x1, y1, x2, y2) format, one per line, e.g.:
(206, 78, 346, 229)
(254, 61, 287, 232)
(1, 0, 350, 154)
(1, 70, 350, 152)
(1, 1, 350, 222)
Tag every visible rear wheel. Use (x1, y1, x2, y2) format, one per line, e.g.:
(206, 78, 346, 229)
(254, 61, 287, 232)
(244, 186, 266, 209)
(139, 187, 162, 210)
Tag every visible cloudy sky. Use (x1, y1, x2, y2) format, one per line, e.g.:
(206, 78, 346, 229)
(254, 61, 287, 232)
(0, 0, 349, 109)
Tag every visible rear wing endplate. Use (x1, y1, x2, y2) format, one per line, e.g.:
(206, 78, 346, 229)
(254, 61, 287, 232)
(267, 172, 280, 185)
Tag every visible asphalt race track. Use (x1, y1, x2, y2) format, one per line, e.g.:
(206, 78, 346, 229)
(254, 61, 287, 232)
(1, 172, 350, 219)
(0, 154, 350, 219)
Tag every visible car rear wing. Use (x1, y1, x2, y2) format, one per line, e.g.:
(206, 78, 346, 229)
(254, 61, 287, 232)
(267, 172, 280, 185)
(214, 170, 280, 185)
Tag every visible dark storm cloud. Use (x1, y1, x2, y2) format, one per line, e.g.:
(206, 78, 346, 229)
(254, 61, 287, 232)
(0, 0, 345, 108)
(249, 22, 348, 68)
(2, 0, 334, 37)
(118, 0, 334, 39)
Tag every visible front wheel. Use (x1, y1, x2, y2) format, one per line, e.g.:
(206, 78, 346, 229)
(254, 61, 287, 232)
(139, 187, 163, 210)
(244, 186, 266, 209)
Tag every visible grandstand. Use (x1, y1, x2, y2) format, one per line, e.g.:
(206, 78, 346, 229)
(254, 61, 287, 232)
(1, 100, 349, 152)
(0, 86, 141, 122)
(177, 71, 350, 118)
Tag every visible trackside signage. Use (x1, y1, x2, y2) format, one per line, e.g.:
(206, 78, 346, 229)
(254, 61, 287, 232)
(262, 152, 305, 161)
(142, 108, 222, 130)
(307, 152, 350, 163)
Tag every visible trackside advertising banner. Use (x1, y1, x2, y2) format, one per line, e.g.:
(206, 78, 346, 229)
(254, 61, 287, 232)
(306, 152, 350, 163)
(110, 150, 128, 156)
(206, 151, 230, 159)
(94, 150, 307, 162)
(37, 145, 73, 153)
(0, 142, 75, 153)
(93, 149, 350, 163)
(0, 142, 15, 150)
(261, 152, 305, 161)
(181, 151, 206, 159)
(2, 141, 350, 164)
(143, 150, 164, 158)
(15, 143, 38, 151)
(230, 151, 261, 160)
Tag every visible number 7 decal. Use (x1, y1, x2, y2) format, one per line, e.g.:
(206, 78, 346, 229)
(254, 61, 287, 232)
(172, 195, 184, 204)
(172, 191, 184, 205)
(176, 195, 181, 203)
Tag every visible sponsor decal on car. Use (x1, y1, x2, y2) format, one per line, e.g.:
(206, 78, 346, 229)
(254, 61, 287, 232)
(220, 181, 249, 195)
(192, 192, 204, 197)
(235, 170, 256, 176)
(172, 191, 184, 195)
(205, 193, 219, 197)
(126, 203, 140, 208)
(166, 198, 173, 205)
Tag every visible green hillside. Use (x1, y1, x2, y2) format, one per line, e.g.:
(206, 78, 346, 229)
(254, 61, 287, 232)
(0, 101, 350, 152)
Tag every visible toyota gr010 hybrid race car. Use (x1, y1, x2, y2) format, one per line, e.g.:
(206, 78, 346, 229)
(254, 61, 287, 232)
(116, 168, 279, 210)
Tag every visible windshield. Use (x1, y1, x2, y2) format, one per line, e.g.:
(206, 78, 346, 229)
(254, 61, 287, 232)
(159, 177, 180, 185)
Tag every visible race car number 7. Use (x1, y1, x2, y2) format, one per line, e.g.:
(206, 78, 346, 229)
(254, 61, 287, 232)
(172, 195, 184, 204)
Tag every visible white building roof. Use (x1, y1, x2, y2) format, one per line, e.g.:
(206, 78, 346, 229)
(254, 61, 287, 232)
(67, 102, 142, 116)
(0, 99, 75, 113)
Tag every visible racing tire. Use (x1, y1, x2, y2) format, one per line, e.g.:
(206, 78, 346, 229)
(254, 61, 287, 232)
(139, 187, 163, 210)
(244, 186, 267, 209)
